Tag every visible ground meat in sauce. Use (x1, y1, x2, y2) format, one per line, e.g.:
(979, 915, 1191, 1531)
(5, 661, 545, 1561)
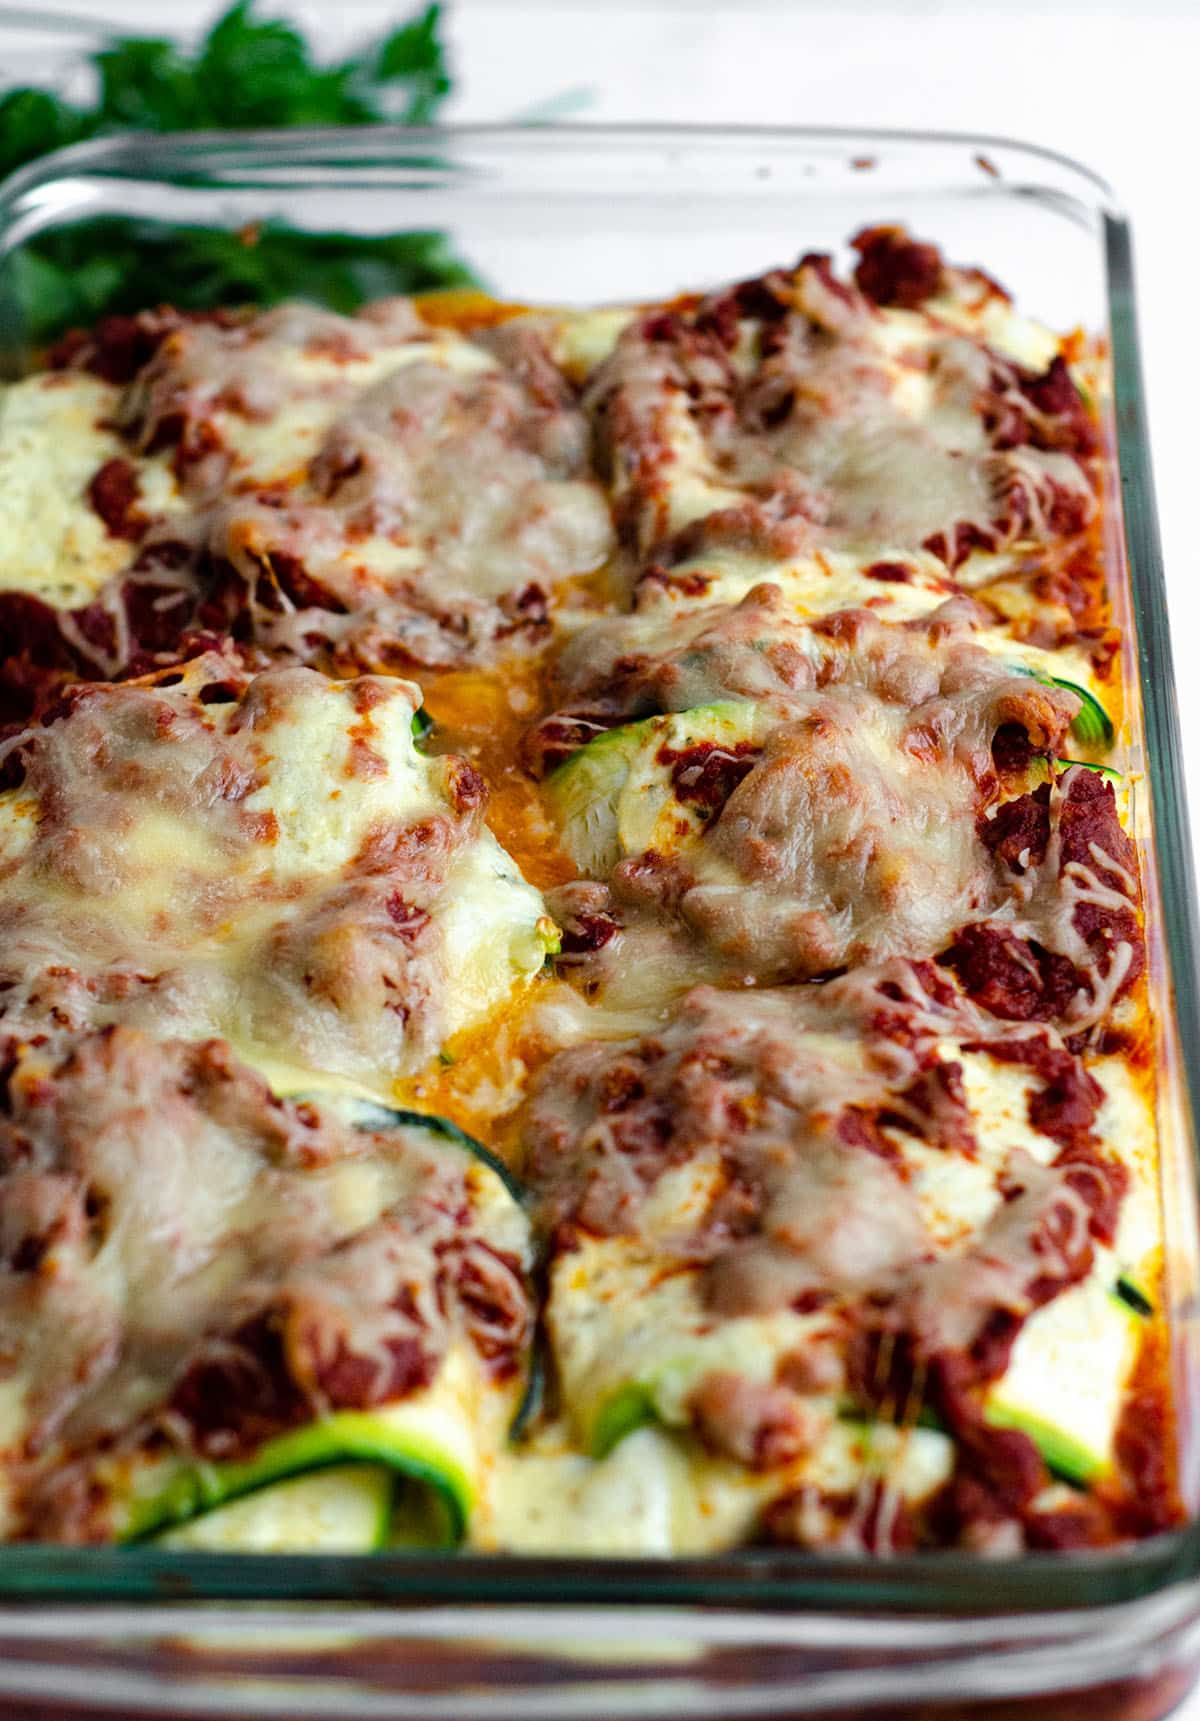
(978, 783, 1052, 872)
(29, 302, 614, 686)
(941, 923, 1085, 1021)
(86, 458, 146, 542)
(540, 655, 1077, 988)
(852, 225, 946, 308)
(657, 738, 762, 815)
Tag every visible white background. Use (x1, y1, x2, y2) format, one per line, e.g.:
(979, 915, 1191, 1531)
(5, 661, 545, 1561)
(10, 2, 1200, 1708)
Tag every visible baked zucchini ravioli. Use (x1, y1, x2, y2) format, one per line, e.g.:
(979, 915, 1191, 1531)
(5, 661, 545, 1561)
(0, 227, 1177, 1554)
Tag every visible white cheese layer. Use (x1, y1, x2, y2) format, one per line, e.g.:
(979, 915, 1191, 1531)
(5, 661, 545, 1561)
(0, 372, 182, 605)
(477, 1421, 952, 1557)
(0, 658, 552, 1090)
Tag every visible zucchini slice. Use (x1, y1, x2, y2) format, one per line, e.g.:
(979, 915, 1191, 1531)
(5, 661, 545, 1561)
(547, 1231, 822, 1460)
(1060, 681, 1115, 749)
(155, 1464, 395, 1553)
(1013, 669, 1114, 749)
(509, 1330, 548, 1444)
(121, 1343, 486, 1546)
(113, 1109, 534, 1551)
(336, 1097, 527, 1207)
(388, 1478, 461, 1548)
(984, 1273, 1141, 1485)
(545, 702, 768, 877)
(1056, 758, 1122, 782)
(591, 1384, 660, 1460)
(1114, 1276, 1154, 1318)
(544, 720, 651, 877)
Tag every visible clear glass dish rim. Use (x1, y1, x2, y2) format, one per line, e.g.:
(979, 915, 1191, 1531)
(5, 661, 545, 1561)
(0, 121, 1196, 1619)
(0, 118, 1120, 206)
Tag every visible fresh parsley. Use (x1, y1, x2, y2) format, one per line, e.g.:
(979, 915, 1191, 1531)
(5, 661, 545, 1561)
(0, 1, 476, 345)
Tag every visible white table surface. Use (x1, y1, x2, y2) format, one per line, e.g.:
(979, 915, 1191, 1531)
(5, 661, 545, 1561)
(12, 2, 1200, 1711)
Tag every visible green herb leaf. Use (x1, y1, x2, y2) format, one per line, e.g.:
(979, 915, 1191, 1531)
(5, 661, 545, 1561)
(12, 219, 479, 347)
(94, 38, 201, 131)
(0, 87, 91, 182)
(0, 0, 458, 182)
(0, 1, 472, 347)
(363, 4, 453, 124)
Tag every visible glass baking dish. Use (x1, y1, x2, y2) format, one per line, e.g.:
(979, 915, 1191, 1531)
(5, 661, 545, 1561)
(0, 123, 1199, 1720)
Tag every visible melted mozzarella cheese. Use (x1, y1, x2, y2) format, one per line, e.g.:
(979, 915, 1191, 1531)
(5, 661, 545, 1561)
(0, 373, 182, 605)
(0, 659, 552, 1090)
(549, 1235, 830, 1453)
(541, 1013, 1164, 1514)
(923, 296, 1063, 373)
(478, 1420, 952, 1556)
(551, 305, 639, 382)
(142, 316, 501, 491)
(1093, 1056, 1163, 1275)
(986, 1262, 1141, 1480)
(641, 545, 957, 626)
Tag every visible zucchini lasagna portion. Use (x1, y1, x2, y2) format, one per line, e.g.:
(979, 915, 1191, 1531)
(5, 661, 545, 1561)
(0, 226, 1175, 1554)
